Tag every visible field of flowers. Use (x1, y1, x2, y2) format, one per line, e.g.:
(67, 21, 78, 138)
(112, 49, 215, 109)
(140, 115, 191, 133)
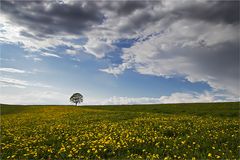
(1, 104, 239, 159)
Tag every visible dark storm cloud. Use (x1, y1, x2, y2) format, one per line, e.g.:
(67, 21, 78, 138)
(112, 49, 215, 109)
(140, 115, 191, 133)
(102, 1, 157, 16)
(118, 11, 159, 34)
(1, 0, 162, 36)
(172, 1, 240, 24)
(2, 0, 238, 37)
(1, 0, 104, 35)
(117, 1, 239, 34)
(181, 41, 239, 81)
(185, 41, 240, 94)
(117, 1, 147, 15)
(20, 30, 44, 40)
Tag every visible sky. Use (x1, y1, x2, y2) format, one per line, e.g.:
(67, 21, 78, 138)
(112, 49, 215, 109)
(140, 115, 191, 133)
(0, 0, 239, 105)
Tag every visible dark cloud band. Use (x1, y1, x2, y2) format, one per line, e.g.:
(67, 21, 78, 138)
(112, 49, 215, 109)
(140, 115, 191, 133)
(1, 0, 104, 35)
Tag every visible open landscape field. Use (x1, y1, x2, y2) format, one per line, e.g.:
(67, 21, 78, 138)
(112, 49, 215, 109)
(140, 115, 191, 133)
(1, 102, 239, 159)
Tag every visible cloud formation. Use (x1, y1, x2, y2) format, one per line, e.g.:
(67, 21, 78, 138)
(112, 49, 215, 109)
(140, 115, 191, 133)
(0, 77, 52, 89)
(0, 89, 68, 105)
(172, 1, 239, 24)
(0, 67, 27, 73)
(1, 0, 104, 35)
(41, 52, 61, 58)
(1, 0, 239, 99)
(99, 1, 240, 96)
(102, 91, 238, 105)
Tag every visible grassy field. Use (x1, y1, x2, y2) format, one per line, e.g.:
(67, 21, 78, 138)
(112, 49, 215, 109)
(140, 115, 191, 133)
(1, 102, 239, 159)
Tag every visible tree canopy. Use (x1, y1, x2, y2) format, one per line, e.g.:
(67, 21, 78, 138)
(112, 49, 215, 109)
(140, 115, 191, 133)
(70, 93, 83, 106)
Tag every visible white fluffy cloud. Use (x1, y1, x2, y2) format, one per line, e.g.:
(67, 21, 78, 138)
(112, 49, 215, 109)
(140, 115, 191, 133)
(102, 91, 238, 105)
(100, 62, 133, 76)
(84, 38, 116, 58)
(101, 16, 239, 96)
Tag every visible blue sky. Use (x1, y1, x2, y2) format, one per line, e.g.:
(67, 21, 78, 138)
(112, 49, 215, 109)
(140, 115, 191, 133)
(0, 0, 239, 104)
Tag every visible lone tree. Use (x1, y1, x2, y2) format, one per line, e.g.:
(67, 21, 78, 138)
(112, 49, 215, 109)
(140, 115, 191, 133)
(70, 93, 83, 106)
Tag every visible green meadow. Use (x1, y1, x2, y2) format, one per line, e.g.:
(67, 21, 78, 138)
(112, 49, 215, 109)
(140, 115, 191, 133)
(1, 102, 239, 159)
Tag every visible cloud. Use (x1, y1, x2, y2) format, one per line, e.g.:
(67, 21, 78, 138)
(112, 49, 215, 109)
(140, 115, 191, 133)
(0, 67, 27, 73)
(110, 34, 239, 95)
(0, 58, 16, 62)
(100, 62, 132, 76)
(2, 0, 238, 56)
(0, 1, 103, 55)
(172, 1, 240, 24)
(0, 89, 69, 105)
(0, 77, 52, 88)
(102, 91, 238, 105)
(1, 0, 104, 35)
(0, 77, 28, 88)
(99, 1, 239, 96)
(84, 38, 116, 58)
(102, 1, 149, 16)
(0, 0, 157, 57)
(41, 52, 61, 58)
(24, 54, 42, 62)
(33, 57, 42, 62)
(66, 49, 78, 55)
